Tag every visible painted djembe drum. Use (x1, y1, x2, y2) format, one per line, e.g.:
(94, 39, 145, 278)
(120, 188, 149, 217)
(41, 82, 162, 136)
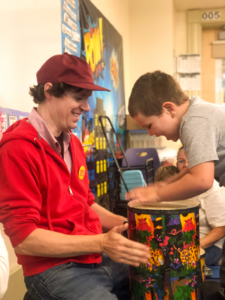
(128, 200, 200, 300)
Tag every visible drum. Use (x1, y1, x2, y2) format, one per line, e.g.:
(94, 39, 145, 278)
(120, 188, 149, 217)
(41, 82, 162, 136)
(200, 247, 206, 283)
(128, 200, 200, 300)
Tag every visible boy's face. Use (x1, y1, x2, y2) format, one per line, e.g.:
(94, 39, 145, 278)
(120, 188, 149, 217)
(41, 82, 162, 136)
(177, 149, 188, 172)
(133, 109, 180, 142)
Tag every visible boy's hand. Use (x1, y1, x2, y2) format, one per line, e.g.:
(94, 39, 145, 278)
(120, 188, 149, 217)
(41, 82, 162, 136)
(125, 186, 160, 206)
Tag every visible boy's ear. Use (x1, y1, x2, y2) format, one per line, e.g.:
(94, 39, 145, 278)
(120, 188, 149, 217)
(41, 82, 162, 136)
(44, 82, 53, 99)
(162, 102, 176, 117)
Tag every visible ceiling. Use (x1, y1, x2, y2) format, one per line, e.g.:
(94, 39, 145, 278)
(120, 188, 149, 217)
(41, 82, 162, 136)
(0, 0, 58, 11)
(174, 0, 225, 12)
(2, 0, 225, 13)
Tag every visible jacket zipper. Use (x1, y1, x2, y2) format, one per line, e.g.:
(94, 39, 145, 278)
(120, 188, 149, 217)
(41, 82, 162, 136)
(68, 186, 73, 195)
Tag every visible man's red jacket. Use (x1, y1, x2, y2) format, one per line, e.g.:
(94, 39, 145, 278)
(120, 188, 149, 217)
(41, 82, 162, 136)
(0, 120, 102, 276)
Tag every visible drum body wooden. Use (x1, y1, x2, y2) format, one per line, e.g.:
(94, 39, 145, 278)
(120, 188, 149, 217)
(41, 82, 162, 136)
(128, 200, 200, 300)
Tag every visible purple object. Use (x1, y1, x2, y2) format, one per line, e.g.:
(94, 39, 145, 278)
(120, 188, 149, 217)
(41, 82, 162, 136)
(122, 147, 160, 182)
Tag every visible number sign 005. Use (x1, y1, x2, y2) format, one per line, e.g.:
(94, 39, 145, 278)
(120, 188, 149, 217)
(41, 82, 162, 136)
(202, 11, 220, 21)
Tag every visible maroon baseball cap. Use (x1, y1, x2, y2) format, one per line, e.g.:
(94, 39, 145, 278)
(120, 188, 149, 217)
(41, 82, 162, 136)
(36, 53, 110, 92)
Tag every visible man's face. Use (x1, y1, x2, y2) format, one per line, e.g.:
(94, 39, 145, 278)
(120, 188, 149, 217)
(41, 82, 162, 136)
(177, 149, 188, 172)
(133, 110, 180, 142)
(48, 88, 92, 133)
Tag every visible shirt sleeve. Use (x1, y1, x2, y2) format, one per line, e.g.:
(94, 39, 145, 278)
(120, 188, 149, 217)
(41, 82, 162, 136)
(180, 116, 219, 169)
(0, 152, 42, 248)
(0, 232, 9, 299)
(203, 184, 225, 228)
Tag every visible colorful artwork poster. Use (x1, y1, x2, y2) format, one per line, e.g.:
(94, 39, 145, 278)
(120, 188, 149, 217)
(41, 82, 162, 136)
(0, 107, 29, 133)
(79, 0, 126, 153)
(61, 0, 81, 57)
(60, 0, 126, 208)
(78, 0, 126, 208)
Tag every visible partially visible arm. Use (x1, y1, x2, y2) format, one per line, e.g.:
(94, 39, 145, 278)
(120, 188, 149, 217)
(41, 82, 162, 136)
(91, 203, 126, 232)
(165, 167, 189, 184)
(153, 167, 189, 188)
(126, 162, 214, 204)
(200, 227, 225, 249)
(0, 232, 9, 299)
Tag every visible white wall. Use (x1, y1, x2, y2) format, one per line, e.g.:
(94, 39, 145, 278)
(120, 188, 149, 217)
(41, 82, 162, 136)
(174, 11, 187, 57)
(129, 0, 174, 89)
(0, 0, 61, 112)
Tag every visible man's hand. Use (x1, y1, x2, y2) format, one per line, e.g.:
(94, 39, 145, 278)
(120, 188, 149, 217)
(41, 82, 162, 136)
(101, 223, 150, 267)
(125, 185, 160, 206)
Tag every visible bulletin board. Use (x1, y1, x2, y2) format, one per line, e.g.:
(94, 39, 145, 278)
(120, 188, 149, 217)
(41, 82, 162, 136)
(0, 107, 29, 134)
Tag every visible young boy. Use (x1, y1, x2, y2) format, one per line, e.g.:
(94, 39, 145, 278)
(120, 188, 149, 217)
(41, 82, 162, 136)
(126, 70, 225, 206)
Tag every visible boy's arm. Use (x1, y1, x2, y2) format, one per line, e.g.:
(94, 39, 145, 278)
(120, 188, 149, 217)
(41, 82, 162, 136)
(200, 227, 225, 249)
(126, 161, 214, 204)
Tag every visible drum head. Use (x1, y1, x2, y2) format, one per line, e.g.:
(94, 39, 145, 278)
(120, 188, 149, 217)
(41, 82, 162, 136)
(128, 200, 199, 215)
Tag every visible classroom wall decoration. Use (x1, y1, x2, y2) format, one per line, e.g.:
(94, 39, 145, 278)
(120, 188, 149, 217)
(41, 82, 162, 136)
(61, 0, 81, 57)
(61, 0, 126, 208)
(0, 107, 29, 134)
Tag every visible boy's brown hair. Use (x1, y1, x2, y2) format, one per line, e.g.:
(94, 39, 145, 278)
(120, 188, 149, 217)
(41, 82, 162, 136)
(128, 71, 189, 117)
(154, 165, 179, 182)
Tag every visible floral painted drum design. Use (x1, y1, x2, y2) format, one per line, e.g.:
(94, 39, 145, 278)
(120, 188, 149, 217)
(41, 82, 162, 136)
(128, 200, 200, 300)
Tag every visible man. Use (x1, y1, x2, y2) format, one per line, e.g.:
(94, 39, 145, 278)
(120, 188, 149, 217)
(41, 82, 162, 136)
(0, 53, 150, 300)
